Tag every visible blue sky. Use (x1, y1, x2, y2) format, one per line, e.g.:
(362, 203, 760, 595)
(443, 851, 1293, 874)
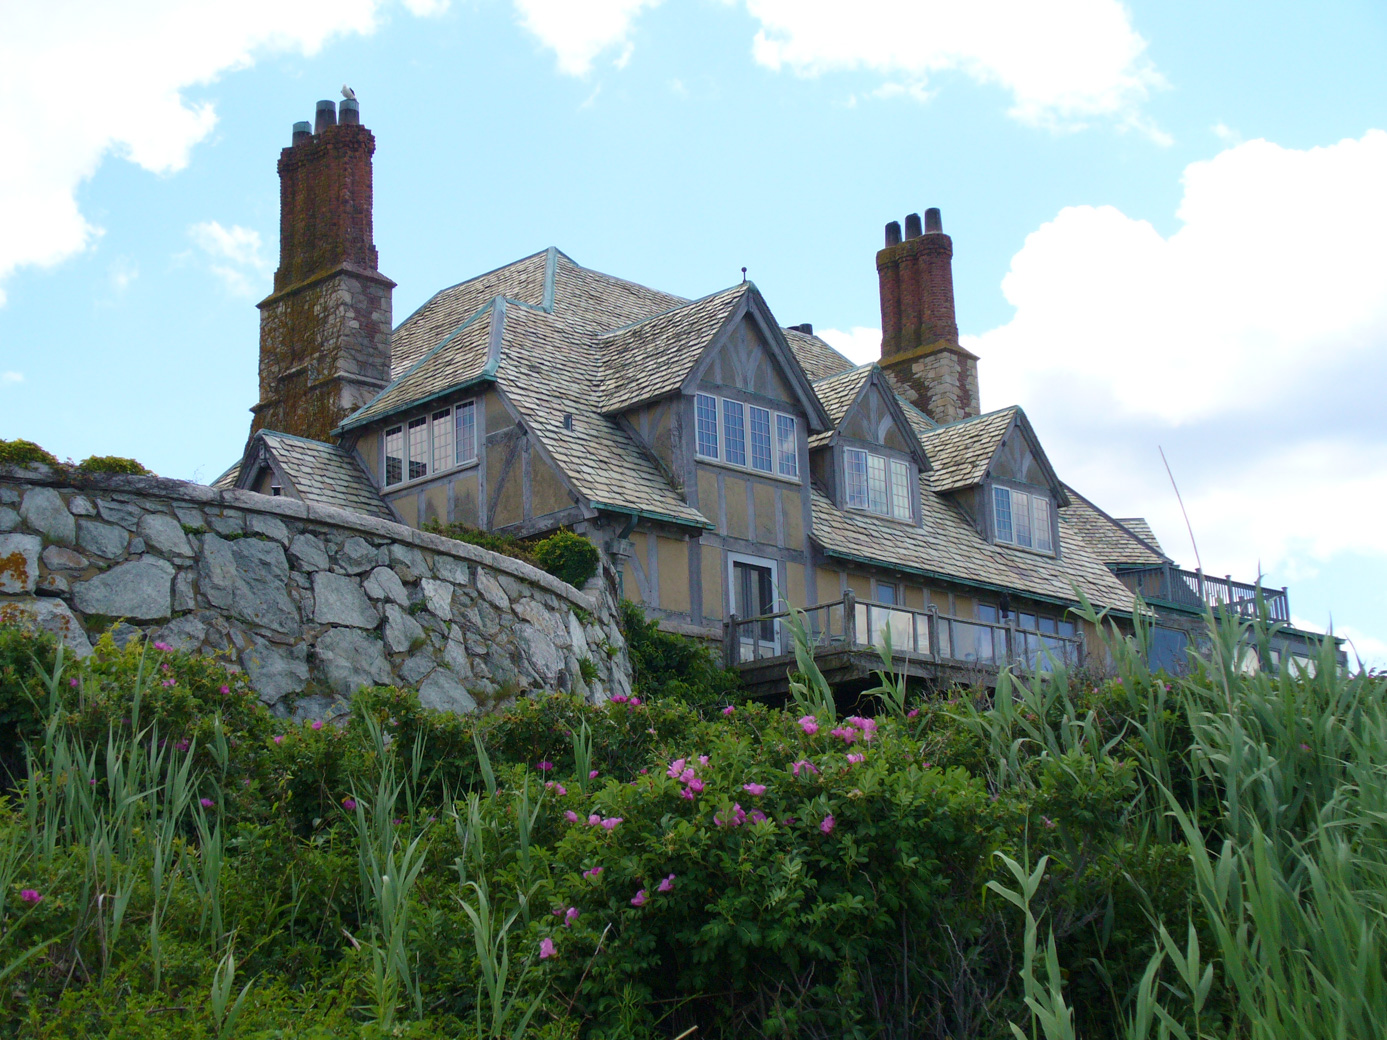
(2, 0, 1385, 663)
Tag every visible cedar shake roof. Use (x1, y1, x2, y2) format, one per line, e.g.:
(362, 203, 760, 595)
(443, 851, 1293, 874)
(918, 407, 1018, 491)
(784, 328, 856, 382)
(807, 365, 873, 449)
(319, 245, 1149, 611)
(1059, 488, 1168, 567)
(598, 284, 751, 412)
(258, 432, 394, 520)
(1115, 517, 1165, 557)
(810, 481, 1137, 611)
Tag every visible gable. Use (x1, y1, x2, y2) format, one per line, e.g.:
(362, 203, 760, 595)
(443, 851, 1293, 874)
(841, 380, 911, 453)
(697, 313, 796, 403)
(990, 429, 1049, 487)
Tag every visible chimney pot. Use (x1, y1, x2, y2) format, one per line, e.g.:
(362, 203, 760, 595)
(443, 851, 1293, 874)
(291, 121, 312, 145)
(884, 221, 902, 247)
(314, 100, 337, 134)
(338, 98, 360, 125)
(790, 322, 813, 335)
(924, 207, 942, 233)
(904, 212, 922, 239)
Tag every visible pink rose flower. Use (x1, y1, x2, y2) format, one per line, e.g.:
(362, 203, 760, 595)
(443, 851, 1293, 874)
(564, 810, 579, 823)
(820, 815, 835, 834)
(587, 814, 602, 826)
(19, 889, 42, 904)
(847, 753, 864, 765)
(657, 874, 676, 892)
(564, 907, 579, 926)
(311, 720, 323, 731)
(798, 715, 819, 735)
(583, 865, 603, 879)
(537, 761, 554, 772)
(540, 937, 556, 959)
(630, 889, 648, 907)
(742, 783, 766, 796)
(722, 706, 735, 716)
(600, 817, 623, 830)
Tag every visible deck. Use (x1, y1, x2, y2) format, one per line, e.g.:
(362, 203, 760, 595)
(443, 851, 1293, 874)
(725, 592, 1084, 699)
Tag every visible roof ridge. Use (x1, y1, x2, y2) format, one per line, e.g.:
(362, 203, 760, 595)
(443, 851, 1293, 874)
(812, 362, 874, 386)
(595, 282, 749, 339)
(256, 430, 347, 449)
(1062, 483, 1171, 562)
(922, 404, 1019, 432)
(551, 251, 691, 307)
(391, 249, 550, 335)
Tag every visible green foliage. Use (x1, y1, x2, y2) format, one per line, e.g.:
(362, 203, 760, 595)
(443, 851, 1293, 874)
(422, 520, 600, 591)
(0, 607, 1377, 1039)
(531, 529, 600, 590)
(421, 519, 538, 566)
(620, 598, 742, 707)
(76, 454, 151, 475)
(0, 438, 58, 468)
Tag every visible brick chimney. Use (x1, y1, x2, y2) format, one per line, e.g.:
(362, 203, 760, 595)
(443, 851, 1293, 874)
(876, 208, 979, 425)
(249, 97, 395, 444)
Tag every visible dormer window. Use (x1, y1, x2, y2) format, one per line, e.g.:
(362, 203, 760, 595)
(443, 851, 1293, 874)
(695, 392, 800, 480)
(384, 399, 478, 488)
(993, 485, 1054, 553)
(845, 448, 913, 521)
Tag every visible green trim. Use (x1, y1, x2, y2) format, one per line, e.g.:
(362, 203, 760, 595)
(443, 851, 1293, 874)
(335, 373, 497, 436)
(590, 501, 716, 531)
(818, 546, 1131, 616)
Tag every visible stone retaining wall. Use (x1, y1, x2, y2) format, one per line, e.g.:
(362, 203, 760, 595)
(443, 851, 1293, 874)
(0, 465, 631, 717)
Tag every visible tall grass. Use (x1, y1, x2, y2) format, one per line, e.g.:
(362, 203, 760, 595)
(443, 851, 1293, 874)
(943, 601, 1387, 1040)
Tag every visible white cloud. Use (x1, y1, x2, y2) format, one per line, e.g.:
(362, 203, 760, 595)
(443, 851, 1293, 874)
(1336, 625, 1387, 671)
(744, 0, 1164, 131)
(958, 130, 1387, 599)
(820, 130, 1387, 625)
(0, 1, 442, 304)
(189, 221, 270, 296)
(1, 372, 23, 386)
(975, 132, 1387, 425)
(818, 326, 882, 367)
(511, 0, 662, 76)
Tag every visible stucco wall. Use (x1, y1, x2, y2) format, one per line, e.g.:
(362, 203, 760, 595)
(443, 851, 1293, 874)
(0, 465, 631, 718)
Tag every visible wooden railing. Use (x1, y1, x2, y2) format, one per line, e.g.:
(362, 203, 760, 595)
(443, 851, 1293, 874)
(724, 591, 1084, 674)
(1116, 565, 1290, 623)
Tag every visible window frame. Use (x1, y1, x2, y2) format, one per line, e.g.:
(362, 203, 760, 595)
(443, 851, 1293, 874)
(991, 483, 1057, 556)
(692, 391, 802, 483)
(381, 397, 481, 490)
(842, 445, 916, 523)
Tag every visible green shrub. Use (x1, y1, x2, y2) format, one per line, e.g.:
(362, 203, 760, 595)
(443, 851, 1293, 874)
(420, 518, 536, 565)
(621, 598, 742, 707)
(532, 528, 600, 589)
(0, 438, 58, 468)
(77, 454, 150, 475)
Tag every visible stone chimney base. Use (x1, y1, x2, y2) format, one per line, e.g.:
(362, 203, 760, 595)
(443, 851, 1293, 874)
(879, 340, 980, 426)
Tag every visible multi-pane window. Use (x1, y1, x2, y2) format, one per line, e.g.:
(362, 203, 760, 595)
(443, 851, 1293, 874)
(748, 406, 772, 472)
(889, 459, 912, 520)
(846, 449, 869, 508)
(845, 448, 914, 521)
(431, 409, 453, 474)
(407, 417, 429, 480)
(993, 485, 1055, 554)
(694, 393, 800, 481)
(385, 426, 403, 486)
(722, 400, 746, 466)
(455, 401, 476, 465)
(382, 400, 479, 488)
(695, 394, 719, 459)
(867, 453, 888, 514)
(775, 414, 798, 477)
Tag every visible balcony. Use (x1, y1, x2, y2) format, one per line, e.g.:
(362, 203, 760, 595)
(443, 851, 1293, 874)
(1114, 565, 1289, 623)
(724, 591, 1085, 699)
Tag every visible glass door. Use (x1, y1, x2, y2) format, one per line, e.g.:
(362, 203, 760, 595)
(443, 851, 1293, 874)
(734, 561, 777, 660)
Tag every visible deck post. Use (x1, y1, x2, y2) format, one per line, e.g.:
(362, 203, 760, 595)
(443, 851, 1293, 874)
(843, 590, 857, 648)
(927, 605, 940, 662)
(723, 615, 738, 670)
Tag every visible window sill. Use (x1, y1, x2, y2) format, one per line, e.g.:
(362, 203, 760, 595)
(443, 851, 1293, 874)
(382, 457, 479, 495)
(994, 540, 1057, 559)
(844, 504, 917, 527)
(696, 457, 803, 487)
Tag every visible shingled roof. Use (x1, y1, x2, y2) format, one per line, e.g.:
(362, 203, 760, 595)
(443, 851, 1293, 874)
(810, 480, 1136, 612)
(919, 407, 1018, 491)
(1060, 487, 1170, 567)
(240, 431, 394, 520)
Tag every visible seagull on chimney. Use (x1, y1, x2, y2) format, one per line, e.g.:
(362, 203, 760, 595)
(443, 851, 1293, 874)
(341, 84, 357, 101)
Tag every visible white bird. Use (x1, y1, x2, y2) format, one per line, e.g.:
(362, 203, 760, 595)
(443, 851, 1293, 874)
(341, 84, 357, 101)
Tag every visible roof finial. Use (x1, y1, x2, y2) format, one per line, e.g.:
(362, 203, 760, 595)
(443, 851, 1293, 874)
(741, 266, 747, 284)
